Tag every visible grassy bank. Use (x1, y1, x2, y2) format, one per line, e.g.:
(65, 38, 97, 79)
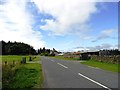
(2, 55, 40, 63)
(2, 55, 43, 88)
(49, 55, 80, 61)
(81, 60, 119, 73)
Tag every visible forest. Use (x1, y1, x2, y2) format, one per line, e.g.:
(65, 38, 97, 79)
(1, 40, 37, 55)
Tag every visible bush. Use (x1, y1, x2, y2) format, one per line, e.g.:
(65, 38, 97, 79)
(2, 64, 16, 88)
(45, 53, 49, 56)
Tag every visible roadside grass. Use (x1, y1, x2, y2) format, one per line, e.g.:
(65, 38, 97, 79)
(11, 63, 43, 88)
(49, 55, 80, 61)
(81, 60, 119, 73)
(2, 55, 40, 63)
(32, 56, 40, 62)
(49, 55, 119, 73)
(2, 55, 29, 62)
(2, 55, 43, 88)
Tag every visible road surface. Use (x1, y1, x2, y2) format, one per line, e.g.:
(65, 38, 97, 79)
(41, 56, 118, 89)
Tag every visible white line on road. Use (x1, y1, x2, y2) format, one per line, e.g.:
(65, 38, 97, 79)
(87, 66, 100, 69)
(51, 60, 55, 62)
(57, 63, 68, 69)
(78, 73, 111, 90)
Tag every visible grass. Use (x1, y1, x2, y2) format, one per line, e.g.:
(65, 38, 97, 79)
(9, 63, 43, 88)
(81, 60, 119, 73)
(32, 56, 40, 62)
(2, 55, 43, 88)
(49, 55, 119, 73)
(2, 55, 40, 63)
(2, 55, 29, 62)
(49, 55, 80, 61)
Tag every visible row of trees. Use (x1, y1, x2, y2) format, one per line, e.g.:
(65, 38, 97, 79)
(38, 47, 50, 55)
(99, 49, 120, 56)
(1, 41, 37, 55)
(37, 47, 58, 56)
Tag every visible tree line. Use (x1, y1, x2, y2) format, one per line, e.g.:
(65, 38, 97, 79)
(37, 47, 58, 56)
(1, 40, 37, 55)
(99, 49, 120, 56)
(0, 40, 58, 56)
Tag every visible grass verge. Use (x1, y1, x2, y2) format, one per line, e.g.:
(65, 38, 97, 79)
(81, 60, 119, 73)
(2, 55, 43, 88)
(2, 55, 28, 62)
(2, 55, 40, 63)
(2, 63, 43, 88)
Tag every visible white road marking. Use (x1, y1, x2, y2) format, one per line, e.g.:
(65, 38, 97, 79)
(88, 66, 100, 69)
(57, 63, 68, 69)
(51, 60, 55, 62)
(78, 73, 111, 90)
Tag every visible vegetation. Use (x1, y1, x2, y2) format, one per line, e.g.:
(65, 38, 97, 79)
(38, 47, 58, 56)
(99, 49, 120, 56)
(2, 55, 43, 88)
(2, 55, 39, 63)
(38, 47, 50, 56)
(1, 40, 59, 56)
(50, 55, 119, 73)
(1, 40, 37, 55)
(31, 56, 40, 62)
(81, 59, 119, 73)
(2, 55, 27, 62)
(38, 47, 50, 55)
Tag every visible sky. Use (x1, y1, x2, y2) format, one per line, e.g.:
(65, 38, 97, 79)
(0, 0, 118, 52)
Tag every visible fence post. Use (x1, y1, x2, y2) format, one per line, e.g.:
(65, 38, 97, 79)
(5, 61, 7, 65)
(21, 57, 26, 64)
(29, 56, 32, 61)
(13, 60, 15, 65)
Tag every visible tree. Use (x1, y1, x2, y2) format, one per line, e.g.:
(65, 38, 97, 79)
(1, 41, 37, 55)
(43, 47, 45, 53)
(40, 48, 42, 53)
(1, 40, 6, 55)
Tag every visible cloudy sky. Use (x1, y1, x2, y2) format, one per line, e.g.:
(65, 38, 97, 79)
(0, 0, 118, 52)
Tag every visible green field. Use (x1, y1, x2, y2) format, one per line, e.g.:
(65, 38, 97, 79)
(2, 55, 43, 88)
(2, 55, 40, 62)
(81, 60, 119, 73)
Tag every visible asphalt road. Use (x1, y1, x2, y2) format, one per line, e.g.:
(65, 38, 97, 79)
(41, 56, 118, 89)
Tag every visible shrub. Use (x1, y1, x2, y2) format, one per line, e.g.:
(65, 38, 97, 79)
(2, 64, 16, 88)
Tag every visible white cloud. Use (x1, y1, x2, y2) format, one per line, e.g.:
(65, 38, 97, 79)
(33, 0, 98, 36)
(72, 43, 118, 52)
(101, 29, 114, 36)
(0, 0, 45, 49)
(92, 29, 117, 42)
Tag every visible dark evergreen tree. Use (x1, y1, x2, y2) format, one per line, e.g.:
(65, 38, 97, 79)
(1, 41, 37, 55)
(43, 47, 45, 53)
(40, 48, 42, 53)
(1, 40, 6, 55)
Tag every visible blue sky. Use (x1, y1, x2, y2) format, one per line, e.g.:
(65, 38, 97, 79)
(0, 0, 118, 52)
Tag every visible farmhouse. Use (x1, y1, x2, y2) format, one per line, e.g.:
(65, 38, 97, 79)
(63, 51, 81, 59)
(63, 51, 99, 60)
